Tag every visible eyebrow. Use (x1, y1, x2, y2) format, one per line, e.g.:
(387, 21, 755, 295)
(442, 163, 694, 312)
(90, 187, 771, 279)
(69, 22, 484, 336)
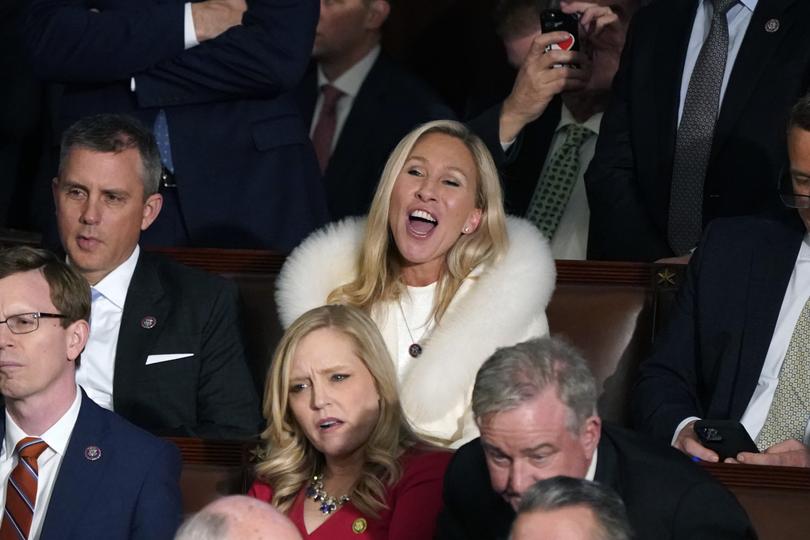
(406, 156, 469, 179)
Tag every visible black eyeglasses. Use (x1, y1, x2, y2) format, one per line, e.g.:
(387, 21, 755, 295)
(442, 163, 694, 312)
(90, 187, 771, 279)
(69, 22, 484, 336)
(778, 167, 810, 209)
(0, 312, 67, 335)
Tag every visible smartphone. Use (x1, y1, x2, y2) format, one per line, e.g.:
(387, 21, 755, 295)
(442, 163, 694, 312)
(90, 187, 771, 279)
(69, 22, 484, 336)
(539, 8, 580, 53)
(694, 420, 759, 461)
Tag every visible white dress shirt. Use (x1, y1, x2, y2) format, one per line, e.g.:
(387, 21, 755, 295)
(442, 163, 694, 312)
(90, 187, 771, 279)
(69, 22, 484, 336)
(585, 447, 598, 481)
(674, 234, 810, 445)
(311, 46, 381, 150)
(74, 246, 140, 411)
(677, 0, 757, 124)
(502, 105, 601, 260)
(0, 387, 82, 540)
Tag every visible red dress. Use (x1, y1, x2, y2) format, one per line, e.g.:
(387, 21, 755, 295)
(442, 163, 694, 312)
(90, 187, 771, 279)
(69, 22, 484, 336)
(248, 448, 452, 540)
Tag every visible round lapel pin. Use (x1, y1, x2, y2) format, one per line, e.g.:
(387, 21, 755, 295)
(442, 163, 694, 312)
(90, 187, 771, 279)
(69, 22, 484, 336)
(765, 18, 780, 33)
(141, 316, 157, 329)
(84, 446, 102, 461)
(351, 518, 367, 534)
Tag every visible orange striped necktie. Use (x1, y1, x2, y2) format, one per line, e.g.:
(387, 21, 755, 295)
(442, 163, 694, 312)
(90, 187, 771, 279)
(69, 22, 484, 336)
(0, 438, 49, 540)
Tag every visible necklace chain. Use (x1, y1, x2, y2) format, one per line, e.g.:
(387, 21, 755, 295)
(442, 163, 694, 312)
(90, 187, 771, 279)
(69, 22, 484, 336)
(397, 299, 426, 358)
(306, 474, 351, 515)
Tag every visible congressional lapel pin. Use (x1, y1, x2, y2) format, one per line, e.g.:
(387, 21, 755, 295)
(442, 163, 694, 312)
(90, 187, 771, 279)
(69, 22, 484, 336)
(351, 518, 367, 534)
(141, 316, 157, 329)
(765, 18, 780, 33)
(84, 446, 102, 461)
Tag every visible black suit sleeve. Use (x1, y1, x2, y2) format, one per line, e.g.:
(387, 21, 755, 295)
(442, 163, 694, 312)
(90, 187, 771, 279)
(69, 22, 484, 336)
(584, 15, 672, 261)
(23, 1, 185, 81)
(192, 278, 262, 438)
(632, 224, 715, 442)
(671, 481, 757, 540)
(134, 0, 318, 107)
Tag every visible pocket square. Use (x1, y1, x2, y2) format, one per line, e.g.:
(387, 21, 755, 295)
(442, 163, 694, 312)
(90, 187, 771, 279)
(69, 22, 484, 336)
(145, 353, 194, 365)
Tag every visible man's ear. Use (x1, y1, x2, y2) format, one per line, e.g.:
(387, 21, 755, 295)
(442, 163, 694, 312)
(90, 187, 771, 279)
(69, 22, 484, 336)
(365, 0, 390, 31)
(580, 415, 602, 459)
(66, 320, 90, 362)
(140, 193, 163, 231)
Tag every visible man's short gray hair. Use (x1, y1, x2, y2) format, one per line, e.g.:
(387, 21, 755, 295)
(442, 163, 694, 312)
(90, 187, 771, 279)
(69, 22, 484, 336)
(514, 476, 632, 540)
(59, 113, 162, 197)
(472, 337, 598, 432)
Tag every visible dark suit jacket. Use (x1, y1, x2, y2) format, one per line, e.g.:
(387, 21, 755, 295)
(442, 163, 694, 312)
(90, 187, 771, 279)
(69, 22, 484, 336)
(23, 0, 329, 251)
(585, 0, 810, 261)
(1, 391, 182, 540)
(112, 250, 261, 438)
(436, 423, 755, 540)
(469, 98, 561, 216)
(633, 216, 804, 443)
(295, 54, 453, 220)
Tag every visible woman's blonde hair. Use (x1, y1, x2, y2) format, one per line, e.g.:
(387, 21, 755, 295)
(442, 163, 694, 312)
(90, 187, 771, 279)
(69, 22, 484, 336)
(327, 119, 509, 321)
(256, 304, 420, 517)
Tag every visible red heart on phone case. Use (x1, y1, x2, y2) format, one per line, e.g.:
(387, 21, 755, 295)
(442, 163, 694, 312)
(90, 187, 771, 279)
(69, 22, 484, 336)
(558, 33, 576, 51)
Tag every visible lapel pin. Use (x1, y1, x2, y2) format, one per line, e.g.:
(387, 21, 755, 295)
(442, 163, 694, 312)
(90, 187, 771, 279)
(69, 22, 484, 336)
(84, 446, 102, 461)
(351, 518, 367, 534)
(140, 316, 157, 329)
(765, 18, 780, 33)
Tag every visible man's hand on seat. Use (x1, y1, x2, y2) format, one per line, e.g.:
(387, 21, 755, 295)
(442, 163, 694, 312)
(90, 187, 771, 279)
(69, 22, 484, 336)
(674, 420, 720, 462)
(192, 0, 247, 42)
(731, 439, 810, 468)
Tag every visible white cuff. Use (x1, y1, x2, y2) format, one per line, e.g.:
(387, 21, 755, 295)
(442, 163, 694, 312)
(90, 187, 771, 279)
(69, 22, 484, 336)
(672, 416, 701, 446)
(184, 2, 200, 49)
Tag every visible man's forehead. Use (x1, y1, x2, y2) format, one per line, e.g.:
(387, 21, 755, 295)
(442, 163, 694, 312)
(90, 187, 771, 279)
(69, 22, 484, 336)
(0, 270, 53, 310)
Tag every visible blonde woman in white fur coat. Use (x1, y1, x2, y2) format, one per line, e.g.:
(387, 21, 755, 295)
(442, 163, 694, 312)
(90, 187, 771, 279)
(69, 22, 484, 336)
(276, 120, 555, 448)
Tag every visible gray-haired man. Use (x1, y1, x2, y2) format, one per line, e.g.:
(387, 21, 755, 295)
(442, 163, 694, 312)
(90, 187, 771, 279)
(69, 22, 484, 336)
(436, 337, 754, 540)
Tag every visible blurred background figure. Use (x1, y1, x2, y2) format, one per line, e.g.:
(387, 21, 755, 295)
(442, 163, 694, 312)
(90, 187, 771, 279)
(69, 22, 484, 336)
(510, 476, 632, 540)
(175, 496, 302, 540)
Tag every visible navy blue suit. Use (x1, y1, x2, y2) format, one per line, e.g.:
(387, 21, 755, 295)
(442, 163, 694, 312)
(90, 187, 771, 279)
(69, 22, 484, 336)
(2, 391, 182, 540)
(585, 0, 810, 261)
(633, 216, 805, 444)
(23, 0, 329, 251)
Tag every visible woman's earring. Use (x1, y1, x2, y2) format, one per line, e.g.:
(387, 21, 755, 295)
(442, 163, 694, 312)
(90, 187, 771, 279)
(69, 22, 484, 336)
(463, 226, 470, 234)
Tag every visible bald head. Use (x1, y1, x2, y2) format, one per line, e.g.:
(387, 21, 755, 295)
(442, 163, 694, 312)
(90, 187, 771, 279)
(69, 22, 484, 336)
(175, 496, 301, 540)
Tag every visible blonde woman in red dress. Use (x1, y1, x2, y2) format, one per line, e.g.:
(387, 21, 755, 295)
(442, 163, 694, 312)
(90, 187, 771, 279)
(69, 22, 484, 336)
(249, 304, 451, 539)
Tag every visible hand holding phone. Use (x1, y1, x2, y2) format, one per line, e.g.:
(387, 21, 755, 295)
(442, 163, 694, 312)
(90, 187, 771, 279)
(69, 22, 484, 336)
(694, 420, 759, 461)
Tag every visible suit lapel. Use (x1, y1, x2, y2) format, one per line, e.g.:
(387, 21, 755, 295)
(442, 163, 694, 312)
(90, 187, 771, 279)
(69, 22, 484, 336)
(39, 393, 110, 540)
(713, 0, 798, 156)
(593, 430, 622, 494)
(112, 253, 169, 414)
(727, 223, 803, 419)
(653, 0, 698, 175)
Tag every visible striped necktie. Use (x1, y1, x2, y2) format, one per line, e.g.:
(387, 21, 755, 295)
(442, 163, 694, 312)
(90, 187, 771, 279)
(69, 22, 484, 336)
(0, 438, 49, 540)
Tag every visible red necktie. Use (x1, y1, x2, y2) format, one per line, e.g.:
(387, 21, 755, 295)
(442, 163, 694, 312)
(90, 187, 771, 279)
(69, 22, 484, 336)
(0, 438, 49, 540)
(311, 84, 344, 173)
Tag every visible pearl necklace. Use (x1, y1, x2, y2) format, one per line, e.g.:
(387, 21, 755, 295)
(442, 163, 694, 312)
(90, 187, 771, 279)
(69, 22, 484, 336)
(305, 474, 351, 515)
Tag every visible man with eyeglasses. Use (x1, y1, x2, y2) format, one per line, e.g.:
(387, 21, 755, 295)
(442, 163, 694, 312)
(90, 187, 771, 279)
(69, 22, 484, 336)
(52, 113, 261, 439)
(0, 246, 181, 539)
(633, 93, 810, 468)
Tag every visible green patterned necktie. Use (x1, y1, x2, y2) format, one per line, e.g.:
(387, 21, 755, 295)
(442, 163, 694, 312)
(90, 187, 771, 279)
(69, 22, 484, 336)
(526, 123, 592, 239)
(756, 298, 810, 450)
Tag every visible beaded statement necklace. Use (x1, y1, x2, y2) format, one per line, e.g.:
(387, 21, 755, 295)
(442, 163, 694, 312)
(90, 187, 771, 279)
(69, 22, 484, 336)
(306, 473, 351, 515)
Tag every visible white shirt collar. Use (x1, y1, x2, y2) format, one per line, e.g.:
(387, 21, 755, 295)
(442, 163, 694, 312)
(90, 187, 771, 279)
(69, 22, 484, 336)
(585, 447, 599, 481)
(558, 104, 603, 136)
(90, 245, 140, 310)
(317, 45, 381, 99)
(3, 385, 83, 459)
(700, 0, 757, 12)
